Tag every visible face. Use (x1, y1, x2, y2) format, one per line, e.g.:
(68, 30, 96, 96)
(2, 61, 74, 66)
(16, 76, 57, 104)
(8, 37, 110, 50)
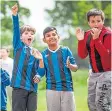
(43, 30, 59, 46)
(21, 30, 34, 46)
(0, 49, 9, 58)
(88, 15, 104, 30)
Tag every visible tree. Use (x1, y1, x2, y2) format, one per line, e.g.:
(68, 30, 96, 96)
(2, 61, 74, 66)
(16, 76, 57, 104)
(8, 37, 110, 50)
(1, 1, 30, 46)
(45, 1, 111, 68)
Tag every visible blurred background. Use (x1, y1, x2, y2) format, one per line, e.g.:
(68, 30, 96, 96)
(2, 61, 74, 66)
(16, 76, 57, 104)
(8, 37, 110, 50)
(1, 0, 111, 111)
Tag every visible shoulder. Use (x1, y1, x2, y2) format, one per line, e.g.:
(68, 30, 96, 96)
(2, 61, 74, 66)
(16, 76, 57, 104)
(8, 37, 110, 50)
(42, 48, 48, 55)
(101, 27, 112, 38)
(60, 46, 70, 50)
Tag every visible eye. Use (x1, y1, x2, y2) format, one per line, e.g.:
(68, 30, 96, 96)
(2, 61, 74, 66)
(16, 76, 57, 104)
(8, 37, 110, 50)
(52, 33, 56, 36)
(91, 20, 95, 23)
(25, 32, 28, 34)
(45, 34, 50, 38)
(97, 20, 101, 22)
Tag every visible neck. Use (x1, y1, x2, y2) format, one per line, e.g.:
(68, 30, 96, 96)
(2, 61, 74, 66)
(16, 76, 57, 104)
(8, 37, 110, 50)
(48, 44, 59, 51)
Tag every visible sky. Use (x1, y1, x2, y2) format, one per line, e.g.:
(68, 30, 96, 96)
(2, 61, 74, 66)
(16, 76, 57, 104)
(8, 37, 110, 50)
(19, 0, 54, 37)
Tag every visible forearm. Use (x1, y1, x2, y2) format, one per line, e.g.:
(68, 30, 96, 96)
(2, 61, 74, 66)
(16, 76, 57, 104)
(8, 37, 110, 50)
(12, 14, 21, 48)
(94, 36, 111, 57)
(39, 59, 44, 68)
(78, 40, 88, 59)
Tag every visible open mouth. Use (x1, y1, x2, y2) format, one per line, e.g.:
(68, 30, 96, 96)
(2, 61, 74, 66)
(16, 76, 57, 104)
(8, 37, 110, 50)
(28, 38, 32, 42)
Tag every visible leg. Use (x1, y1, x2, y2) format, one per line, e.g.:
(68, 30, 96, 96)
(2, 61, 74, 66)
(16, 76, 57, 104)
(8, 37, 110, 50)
(95, 71, 111, 111)
(12, 88, 28, 111)
(6, 86, 12, 106)
(88, 73, 97, 111)
(27, 91, 37, 111)
(46, 90, 61, 111)
(61, 91, 76, 111)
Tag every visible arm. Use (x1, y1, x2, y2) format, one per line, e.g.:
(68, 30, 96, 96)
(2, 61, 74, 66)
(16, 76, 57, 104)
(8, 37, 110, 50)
(1, 69, 10, 86)
(75, 28, 88, 59)
(78, 40, 88, 59)
(94, 34, 111, 57)
(66, 48, 78, 72)
(12, 4, 22, 49)
(33, 51, 45, 83)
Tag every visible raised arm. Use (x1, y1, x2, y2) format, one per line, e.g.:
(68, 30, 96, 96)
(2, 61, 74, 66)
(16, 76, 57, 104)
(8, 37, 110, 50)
(75, 27, 88, 59)
(11, 4, 22, 49)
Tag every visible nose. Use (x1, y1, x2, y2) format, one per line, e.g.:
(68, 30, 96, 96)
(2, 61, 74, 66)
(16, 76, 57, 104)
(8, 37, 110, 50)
(94, 22, 98, 26)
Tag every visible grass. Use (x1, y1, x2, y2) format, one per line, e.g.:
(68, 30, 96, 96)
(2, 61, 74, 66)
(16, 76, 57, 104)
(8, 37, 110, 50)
(7, 69, 89, 111)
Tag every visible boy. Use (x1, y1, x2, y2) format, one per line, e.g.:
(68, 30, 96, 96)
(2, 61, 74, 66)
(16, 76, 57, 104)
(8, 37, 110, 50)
(35, 27, 78, 111)
(0, 69, 10, 111)
(75, 9, 111, 111)
(11, 4, 44, 111)
(0, 47, 13, 105)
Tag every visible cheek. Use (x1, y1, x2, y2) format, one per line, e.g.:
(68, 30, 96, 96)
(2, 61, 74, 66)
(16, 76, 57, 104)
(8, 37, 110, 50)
(98, 23, 104, 28)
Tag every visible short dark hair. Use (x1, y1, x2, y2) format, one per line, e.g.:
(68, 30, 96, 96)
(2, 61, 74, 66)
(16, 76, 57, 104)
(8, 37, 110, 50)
(20, 25, 36, 35)
(87, 9, 105, 21)
(43, 27, 57, 37)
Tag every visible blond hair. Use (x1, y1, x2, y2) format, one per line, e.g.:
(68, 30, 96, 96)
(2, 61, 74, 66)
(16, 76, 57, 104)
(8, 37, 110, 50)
(20, 25, 36, 35)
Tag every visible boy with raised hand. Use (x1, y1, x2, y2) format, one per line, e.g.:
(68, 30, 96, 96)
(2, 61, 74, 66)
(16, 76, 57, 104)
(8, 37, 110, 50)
(11, 3, 44, 111)
(0, 69, 10, 111)
(75, 9, 111, 111)
(35, 27, 78, 111)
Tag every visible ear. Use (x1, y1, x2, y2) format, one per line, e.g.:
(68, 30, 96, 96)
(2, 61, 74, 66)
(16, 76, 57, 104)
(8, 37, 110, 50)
(43, 37, 46, 43)
(88, 21, 90, 26)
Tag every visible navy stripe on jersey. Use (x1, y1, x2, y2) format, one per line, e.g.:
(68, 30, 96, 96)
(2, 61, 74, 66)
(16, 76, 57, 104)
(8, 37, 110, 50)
(20, 48, 31, 87)
(30, 60, 38, 91)
(47, 49, 56, 90)
(11, 48, 22, 86)
(57, 48, 67, 91)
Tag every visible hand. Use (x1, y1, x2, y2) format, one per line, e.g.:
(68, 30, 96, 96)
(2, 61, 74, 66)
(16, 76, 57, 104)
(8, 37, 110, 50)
(12, 3, 18, 16)
(66, 56, 70, 68)
(31, 49, 43, 60)
(33, 75, 40, 83)
(75, 27, 84, 40)
(91, 28, 101, 40)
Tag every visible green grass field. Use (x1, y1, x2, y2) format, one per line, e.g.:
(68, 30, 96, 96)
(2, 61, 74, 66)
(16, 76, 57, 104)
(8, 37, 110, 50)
(7, 69, 89, 111)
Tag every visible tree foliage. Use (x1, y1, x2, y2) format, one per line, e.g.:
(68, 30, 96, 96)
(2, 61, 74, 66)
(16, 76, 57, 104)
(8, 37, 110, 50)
(1, 1, 30, 46)
(45, 1, 111, 68)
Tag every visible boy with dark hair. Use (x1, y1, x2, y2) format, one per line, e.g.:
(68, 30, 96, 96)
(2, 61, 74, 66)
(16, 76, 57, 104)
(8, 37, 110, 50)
(76, 8, 111, 111)
(35, 26, 78, 111)
(11, 4, 44, 111)
(0, 69, 10, 111)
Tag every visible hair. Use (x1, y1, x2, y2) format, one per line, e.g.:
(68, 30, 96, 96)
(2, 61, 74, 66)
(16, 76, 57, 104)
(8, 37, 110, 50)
(86, 8, 105, 21)
(1, 46, 10, 53)
(43, 27, 57, 37)
(20, 25, 36, 35)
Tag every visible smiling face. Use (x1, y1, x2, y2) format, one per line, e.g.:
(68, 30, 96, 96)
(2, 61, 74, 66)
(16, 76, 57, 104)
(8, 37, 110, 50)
(43, 30, 59, 47)
(88, 15, 104, 30)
